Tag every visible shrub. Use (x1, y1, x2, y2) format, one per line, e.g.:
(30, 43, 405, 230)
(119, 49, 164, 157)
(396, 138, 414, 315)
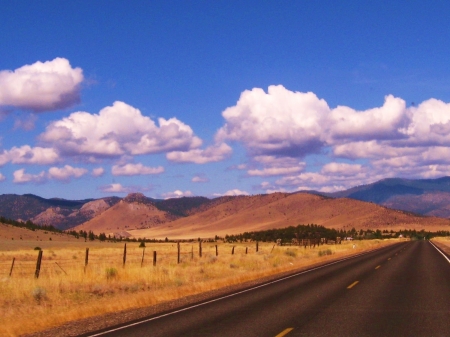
(32, 287, 47, 303)
(285, 249, 297, 257)
(139, 241, 146, 248)
(208, 256, 218, 264)
(34, 247, 42, 251)
(105, 267, 118, 280)
(318, 249, 333, 257)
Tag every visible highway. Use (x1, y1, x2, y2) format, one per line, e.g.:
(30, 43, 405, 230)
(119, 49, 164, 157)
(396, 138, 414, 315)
(85, 241, 450, 337)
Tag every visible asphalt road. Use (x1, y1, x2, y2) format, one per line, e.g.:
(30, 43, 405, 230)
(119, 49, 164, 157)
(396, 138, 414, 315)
(85, 240, 450, 337)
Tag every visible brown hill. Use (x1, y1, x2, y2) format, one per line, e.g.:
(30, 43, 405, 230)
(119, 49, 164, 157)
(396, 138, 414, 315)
(73, 199, 180, 236)
(127, 193, 450, 240)
(0, 222, 82, 248)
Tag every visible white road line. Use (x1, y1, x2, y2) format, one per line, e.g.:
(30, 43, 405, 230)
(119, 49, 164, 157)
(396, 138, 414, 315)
(87, 244, 403, 336)
(429, 241, 450, 263)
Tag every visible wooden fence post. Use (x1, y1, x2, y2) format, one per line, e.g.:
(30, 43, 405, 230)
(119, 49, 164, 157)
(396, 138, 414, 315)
(84, 248, 89, 273)
(215, 245, 218, 256)
(199, 241, 202, 257)
(141, 247, 146, 267)
(245, 247, 248, 254)
(35, 250, 43, 279)
(123, 243, 127, 267)
(232, 246, 235, 255)
(256, 241, 259, 252)
(177, 242, 180, 264)
(271, 244, 275, 253)
(153, 251, 157, 266)
(191, 245, 194, 259)
(9, 257, 15, 277)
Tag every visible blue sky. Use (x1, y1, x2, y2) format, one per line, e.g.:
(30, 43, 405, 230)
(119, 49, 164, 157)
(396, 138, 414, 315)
(1, 1, 450, 200)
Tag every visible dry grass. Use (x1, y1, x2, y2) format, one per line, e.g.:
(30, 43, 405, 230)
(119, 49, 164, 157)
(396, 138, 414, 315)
(431, 236, 450, 255)
(0, 239, 402, 336)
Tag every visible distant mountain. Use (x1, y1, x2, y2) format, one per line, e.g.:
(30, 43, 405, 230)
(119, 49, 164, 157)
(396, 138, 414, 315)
(0, 194, 120, 230)
(0, 192, 220, 231)
(323, 176, 450, 218)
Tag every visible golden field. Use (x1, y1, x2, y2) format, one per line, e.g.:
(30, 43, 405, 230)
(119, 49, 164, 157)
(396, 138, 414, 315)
(0, 238, 402, 336)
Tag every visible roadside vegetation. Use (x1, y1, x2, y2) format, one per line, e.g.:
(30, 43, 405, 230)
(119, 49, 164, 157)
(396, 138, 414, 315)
(0, 238, 402, 336)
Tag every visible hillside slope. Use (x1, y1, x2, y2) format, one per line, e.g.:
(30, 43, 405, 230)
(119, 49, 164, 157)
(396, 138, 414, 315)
(324, 176, 450, 217)
(128, 193, 450, 240)
(73, 198, 180, 237)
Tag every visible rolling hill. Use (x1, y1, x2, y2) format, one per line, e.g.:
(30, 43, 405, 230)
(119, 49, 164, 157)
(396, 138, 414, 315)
(115, 193, 450, 240)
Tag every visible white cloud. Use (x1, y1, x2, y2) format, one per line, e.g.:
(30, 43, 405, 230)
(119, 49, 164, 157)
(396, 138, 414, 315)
(247, 166, 303, 177)
(112, 163, 164, 176)
(99, 183, 130, 193)
(39, 101, 202, 158)
(92, 167, 105, 177)
(0, 145, 59, 167)
(329, 95, 409, 142)
(167, 142, 232, 164)
(321, 162, 363, 176)
(247, 156, 305, 176)
(223, 189, 250, 196)
(0, 173, 5, 182)
(192, 174, 209, 183)
(48, 165, 88, 181)
(13, 169, 46, 184)
(0, 58, 83, 111)
(13, 165, 88, 184)
(216, 86, 450, 187)
(216, 85, 328, 157)
(161, 190, 193, 199)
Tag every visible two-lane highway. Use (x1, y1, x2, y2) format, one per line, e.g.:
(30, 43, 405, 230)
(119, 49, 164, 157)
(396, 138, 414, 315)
(85, 241, 450, 337)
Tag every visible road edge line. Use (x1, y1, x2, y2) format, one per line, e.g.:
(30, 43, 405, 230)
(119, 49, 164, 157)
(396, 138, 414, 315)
(429, 240, 450, 263)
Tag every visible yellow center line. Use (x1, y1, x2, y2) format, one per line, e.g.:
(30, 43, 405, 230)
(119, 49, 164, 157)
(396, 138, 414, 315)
(275, 328, 294, 337)
(375, 265, 381, 269)
(347, 280, 359, 289)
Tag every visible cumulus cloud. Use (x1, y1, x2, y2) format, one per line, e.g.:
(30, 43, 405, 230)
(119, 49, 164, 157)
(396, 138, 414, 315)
(214, 189, 250, 196)
(99, 183, 130, 193)
(329, 95, 409, 142)
(12, 165, 88, 184)
(47, 165, 88, 181)
(112, 163, 164, 176)
(161, 190, 193, 199)
(39, 101, 202, 158)
(13, 169, 46, 184)
(192, 174, 209, 183)
(0, 58, 83, 111)
(247, 156, 305, 176)
(0, 145, 59, 166)
(216, 85, 450, 189)
(321, 162, 363, 176)
(216, 85, 328, 157)
(0, 172, 5, 182)
(166, 142, 232, 164)
(92, 167, 105, 177)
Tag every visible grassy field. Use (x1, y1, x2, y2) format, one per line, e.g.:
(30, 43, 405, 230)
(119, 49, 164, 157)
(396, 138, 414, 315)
(0, 239, 402, 336)
(431, 236, 450, 254)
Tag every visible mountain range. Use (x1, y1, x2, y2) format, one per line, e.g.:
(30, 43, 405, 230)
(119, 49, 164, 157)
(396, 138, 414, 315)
(322, 176, 450, 218)
(2, 176, 450, 238)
